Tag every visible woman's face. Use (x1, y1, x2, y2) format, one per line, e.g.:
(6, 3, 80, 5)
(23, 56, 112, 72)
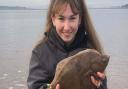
(52, 4, 81, 43)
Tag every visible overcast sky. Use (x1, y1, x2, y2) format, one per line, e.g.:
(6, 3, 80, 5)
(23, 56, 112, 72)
(0, 0, 128, 8)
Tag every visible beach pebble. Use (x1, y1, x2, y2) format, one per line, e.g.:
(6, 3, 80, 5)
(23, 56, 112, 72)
(17, 70, 22, 73)
(15, 83, 25, 87)
(13, 80, 19, 83)
(3, 73, 8, 76)
(0, 73, 9, 79)
(9, 87, 13, 89)
(0, 77, 6, 79)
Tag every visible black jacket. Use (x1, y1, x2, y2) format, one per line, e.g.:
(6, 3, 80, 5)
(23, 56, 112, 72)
(27, 28, 107, 89)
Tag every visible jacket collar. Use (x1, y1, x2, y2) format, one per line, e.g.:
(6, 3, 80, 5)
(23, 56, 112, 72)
(47, 27, 87, 52)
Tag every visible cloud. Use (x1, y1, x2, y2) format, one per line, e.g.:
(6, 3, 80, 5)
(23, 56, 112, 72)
(86, 0, 128, 7)
(0, 0, 128, 8)
(0, 0, 50, 8)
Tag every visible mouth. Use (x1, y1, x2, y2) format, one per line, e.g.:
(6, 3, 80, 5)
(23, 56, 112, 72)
(62, 30, 73, 36)
(62, 32, 72, 37)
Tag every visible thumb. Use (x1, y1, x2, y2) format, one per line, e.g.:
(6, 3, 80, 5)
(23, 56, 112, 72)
(55, 84, 60, 89)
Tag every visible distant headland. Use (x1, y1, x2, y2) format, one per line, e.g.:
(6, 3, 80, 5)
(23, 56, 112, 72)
(0, 6, 41, 10)
(121, 4, 128, 8)
(90, 4, 128, 9)
(106, 4, 128, 9)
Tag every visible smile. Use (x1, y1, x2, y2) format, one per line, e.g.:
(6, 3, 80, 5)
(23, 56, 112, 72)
(62, 32, 72, 36)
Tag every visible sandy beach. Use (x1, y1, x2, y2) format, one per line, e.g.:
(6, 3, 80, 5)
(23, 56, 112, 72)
(0, 9, 128, 89)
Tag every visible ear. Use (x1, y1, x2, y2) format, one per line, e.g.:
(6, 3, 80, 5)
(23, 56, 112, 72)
(51, 15, 56, 27)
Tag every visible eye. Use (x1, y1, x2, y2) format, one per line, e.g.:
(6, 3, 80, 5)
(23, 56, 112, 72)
(58, 17, 64, 20)
(69, 17, 76, 20)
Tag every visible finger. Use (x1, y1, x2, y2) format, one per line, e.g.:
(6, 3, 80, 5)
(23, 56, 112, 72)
(91, 76, 101, 87)
(97, 72, 106, 79)
(97, 81, 102, 88)
(91, 76, 98, 86)
(55, 84, 60, 89)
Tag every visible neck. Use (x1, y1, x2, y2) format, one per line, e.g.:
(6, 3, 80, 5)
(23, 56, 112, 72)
(65, 38, 75, 46)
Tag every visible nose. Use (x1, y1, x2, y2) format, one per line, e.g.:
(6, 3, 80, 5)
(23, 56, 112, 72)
(63, 20, 70, 31)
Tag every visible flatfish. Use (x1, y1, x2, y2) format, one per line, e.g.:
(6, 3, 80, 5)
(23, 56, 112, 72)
(50, 49, 109, 89)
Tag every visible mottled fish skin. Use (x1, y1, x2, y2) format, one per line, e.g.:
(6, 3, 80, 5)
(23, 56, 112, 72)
(50, 49, 109, 89)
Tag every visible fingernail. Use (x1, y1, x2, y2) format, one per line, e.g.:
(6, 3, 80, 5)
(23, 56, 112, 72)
(97, 72, 100, 74)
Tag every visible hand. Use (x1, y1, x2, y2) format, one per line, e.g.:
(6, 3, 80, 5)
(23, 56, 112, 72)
(91, 72, 106, 88)
(55, 84, 60, 89)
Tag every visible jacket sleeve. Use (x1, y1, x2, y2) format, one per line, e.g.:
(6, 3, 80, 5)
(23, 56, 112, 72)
(99, 77, 108, 89)
(27, 49, 49, 89)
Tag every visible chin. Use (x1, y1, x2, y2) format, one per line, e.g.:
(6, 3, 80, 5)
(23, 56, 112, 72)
(63, 38, 73, 43)
(61, 35, 74, 43)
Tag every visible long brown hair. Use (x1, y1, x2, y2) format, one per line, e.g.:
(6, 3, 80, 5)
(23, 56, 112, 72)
(38, 0, 104, 54)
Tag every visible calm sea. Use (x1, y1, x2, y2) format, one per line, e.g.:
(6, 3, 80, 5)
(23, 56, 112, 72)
(0, 9, 128, 89)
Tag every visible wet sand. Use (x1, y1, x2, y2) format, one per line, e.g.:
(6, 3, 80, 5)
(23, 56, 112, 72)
(107, 55, 128, 89)
(0, 50, 30, 89)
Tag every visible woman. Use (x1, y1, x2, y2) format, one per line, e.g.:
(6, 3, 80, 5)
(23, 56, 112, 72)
(27, 0, 108, 89)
